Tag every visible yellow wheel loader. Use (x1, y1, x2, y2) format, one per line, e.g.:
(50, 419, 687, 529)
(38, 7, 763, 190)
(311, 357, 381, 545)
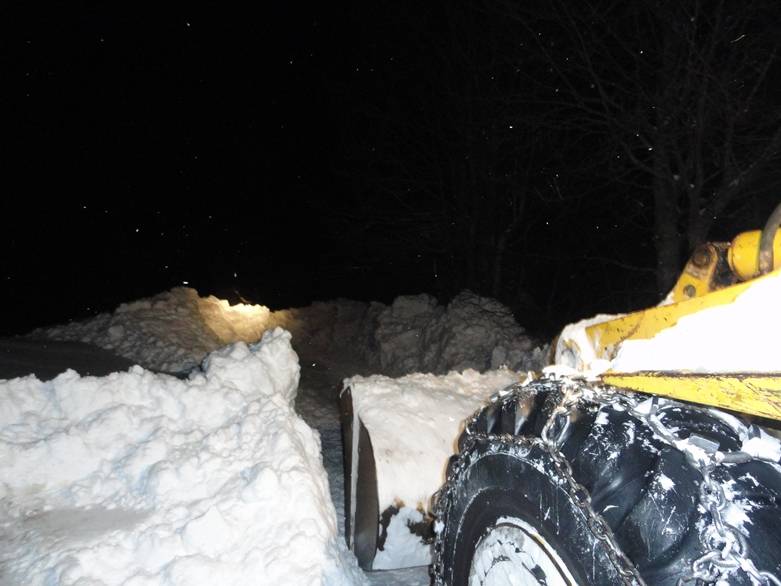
(342, 205, 781, 585)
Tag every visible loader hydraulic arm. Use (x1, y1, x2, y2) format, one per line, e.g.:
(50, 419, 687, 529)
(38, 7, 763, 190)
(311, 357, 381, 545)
(566, 224, 781, 420)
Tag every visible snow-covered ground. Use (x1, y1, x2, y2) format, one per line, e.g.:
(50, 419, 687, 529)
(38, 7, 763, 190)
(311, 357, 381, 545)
(2, 287, 544, 585)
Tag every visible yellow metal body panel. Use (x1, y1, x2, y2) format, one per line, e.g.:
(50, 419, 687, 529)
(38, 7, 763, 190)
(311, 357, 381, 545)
(577, 229, 781, 420)
(585, 274, 765, 360)
(601, 372, 781, 421)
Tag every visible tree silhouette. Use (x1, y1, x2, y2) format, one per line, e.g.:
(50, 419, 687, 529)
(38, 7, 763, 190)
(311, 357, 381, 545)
(501, 0, 781, 292)
(329, 0, 781, 328)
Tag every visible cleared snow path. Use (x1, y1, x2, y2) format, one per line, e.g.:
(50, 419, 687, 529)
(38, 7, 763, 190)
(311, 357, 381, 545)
(294, 352, 431, 586)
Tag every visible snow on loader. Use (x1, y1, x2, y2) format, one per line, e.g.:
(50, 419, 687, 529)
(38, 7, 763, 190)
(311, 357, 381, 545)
(342, 205, 781, 585)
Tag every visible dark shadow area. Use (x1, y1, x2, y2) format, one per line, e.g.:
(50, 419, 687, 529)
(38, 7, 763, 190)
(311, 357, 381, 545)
(0, 338, 135, 381)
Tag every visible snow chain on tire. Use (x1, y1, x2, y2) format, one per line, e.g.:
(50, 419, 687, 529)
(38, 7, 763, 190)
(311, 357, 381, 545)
(432, 377, 781, 586)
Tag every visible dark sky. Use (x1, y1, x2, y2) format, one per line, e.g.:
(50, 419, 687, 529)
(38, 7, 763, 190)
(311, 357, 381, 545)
(5, 2, 360, 334)
(2, 2, 644, 337)
(5, 1, 781, 337)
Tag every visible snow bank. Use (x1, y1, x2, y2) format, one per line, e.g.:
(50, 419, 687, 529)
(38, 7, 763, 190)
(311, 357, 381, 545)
(36, 288, 545, 378)
(368, 291, 545, 376)
(34, 288, 277, 373)
(345, 369, 519, 569)
(612, 271, 781, 372)
(34, 288, 384, 375)
(0, 328, 364, 586)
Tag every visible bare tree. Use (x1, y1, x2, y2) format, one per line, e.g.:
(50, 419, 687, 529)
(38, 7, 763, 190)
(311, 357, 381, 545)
(498, 0, 781, 293)
(331, 1, 560, 300)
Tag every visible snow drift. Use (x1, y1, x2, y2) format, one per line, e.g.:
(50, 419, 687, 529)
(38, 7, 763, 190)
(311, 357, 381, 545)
(368, 291, 545, 375)
(0, 328, 363, 586)
(36, 288, 546, 377)
(34, 287, 277, 373)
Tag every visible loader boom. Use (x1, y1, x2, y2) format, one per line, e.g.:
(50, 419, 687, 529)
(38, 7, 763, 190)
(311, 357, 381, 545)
(558, 229, 781, 420)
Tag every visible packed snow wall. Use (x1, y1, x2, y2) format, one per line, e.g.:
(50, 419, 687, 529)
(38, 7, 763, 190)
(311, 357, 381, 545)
(35, 287, 547, 376)
(0, 329, 364, 586)
(368, 291, 546, 375)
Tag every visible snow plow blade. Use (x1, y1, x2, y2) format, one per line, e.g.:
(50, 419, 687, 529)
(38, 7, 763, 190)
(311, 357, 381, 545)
(340, 370, 519, 570)
(340, 387, 380, 569)
(340, 387, 433, 571)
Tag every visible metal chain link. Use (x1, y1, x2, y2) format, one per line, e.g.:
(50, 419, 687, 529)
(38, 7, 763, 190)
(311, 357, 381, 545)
(581, 382, 781, 586)
(433, 380, 645, 585)
(432, 378, 781, 585)
(540, 382, 646, 585)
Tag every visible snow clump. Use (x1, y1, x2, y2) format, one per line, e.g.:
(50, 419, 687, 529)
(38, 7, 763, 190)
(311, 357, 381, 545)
(35, 288, 545, 378)
(369, 290, 545, 376)
(345, 368, 520, 569)
(0, 328, 364, 586)
(34, 287, 277, 373)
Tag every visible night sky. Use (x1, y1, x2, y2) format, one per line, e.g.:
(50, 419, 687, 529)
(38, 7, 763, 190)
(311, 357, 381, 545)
(5, 1, 781, 337)
(6, 3, 348, 334)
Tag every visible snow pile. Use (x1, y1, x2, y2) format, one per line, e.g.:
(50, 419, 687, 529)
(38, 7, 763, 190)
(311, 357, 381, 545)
(369, 291, 545, 376)
(553, 313, 620, 375)
(280, 299, 385, 363)
(0, 328, 364, 586)
(34, 289, 382, 375)
(34, 287, 278, 373)
(36, 288, 545, 378)
(345, 368, 519, 569)
(612, 271, 781, 373)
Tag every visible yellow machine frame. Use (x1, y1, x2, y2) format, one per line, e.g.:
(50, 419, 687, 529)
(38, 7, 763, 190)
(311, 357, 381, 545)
(583, 230, 781, 421)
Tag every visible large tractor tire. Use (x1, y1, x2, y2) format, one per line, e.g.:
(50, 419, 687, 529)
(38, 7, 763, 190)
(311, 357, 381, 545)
(433, 379, 781, 585)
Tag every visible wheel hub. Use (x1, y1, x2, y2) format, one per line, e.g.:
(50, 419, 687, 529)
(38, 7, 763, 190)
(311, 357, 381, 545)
(468, 518, 576, 586)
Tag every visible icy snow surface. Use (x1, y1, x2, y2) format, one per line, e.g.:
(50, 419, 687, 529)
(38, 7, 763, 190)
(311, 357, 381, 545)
(0, 329, 363, 585)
